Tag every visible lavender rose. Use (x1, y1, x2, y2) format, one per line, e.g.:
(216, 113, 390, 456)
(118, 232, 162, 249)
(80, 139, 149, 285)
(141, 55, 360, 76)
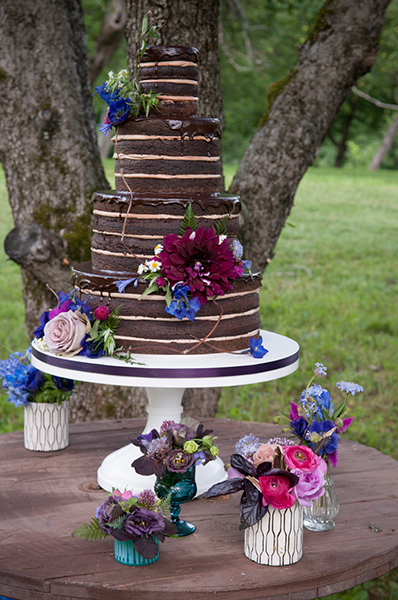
(44, 310, 91, 357)
(292, 457, 327, 507)
(124, 508, 165, 537)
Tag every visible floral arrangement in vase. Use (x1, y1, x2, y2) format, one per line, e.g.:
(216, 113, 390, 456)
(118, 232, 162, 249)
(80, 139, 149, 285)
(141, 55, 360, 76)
(72, 488, 177, 565)
(132, 417, 219, 536)
(283, 362, 363, 531)
(0, 347, 75, 451)
(206, 435, 327, 565)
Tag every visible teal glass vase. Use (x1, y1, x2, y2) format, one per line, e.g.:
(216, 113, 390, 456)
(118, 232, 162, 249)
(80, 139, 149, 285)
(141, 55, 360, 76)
(113, 538, 159, 566)
(155, 465, 196, 537)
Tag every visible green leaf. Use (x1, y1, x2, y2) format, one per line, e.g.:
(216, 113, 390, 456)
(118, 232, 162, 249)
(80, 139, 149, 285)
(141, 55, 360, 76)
(179, 202, 197, 235)
(72, 518, 107, 542)
(141, 16, 148, 35)
(148, 25, 157, 37)
(334, 397, 348, 419)
(212, 208, 235, 236)
(139, 281, 160, 300)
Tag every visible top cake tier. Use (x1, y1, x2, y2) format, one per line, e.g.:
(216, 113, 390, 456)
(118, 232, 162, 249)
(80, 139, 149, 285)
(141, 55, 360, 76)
(140, 46, 199, 116)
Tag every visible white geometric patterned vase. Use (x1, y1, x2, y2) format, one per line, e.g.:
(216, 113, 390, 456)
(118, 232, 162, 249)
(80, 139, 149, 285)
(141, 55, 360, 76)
(244, 501, 303, 565)
(24, 401, 69, 451)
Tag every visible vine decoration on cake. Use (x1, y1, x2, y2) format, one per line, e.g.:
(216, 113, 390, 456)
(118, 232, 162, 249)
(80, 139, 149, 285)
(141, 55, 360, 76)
(94, 13, 160, 135)
(33, 289, 142, 365)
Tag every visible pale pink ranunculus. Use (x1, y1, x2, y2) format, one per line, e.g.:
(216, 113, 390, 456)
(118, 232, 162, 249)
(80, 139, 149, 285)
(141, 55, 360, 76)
(284, 445, 319, 473)
(252, 443, 278, 466)
(44, 309, 91, 357)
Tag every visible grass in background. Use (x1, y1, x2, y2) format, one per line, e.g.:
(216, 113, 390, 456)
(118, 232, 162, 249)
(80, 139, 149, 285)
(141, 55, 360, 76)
(0, 163, 397, 599)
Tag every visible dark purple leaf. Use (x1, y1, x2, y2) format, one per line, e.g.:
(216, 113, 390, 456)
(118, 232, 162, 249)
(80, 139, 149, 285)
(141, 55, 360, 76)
(109, 505, 123, 521)
(162, 518, 178, 536)
(205, 477, 245, 499)
(230, 453, 256, 476)
(133, 535, 159, 560)
(255, 461, 273, 477)
(131, 456, 166, 477)
(153, 531, 165, 543)
(111, 528, 136, 542)
(239, 479, 268, 530)
(261, 468, 299, 488)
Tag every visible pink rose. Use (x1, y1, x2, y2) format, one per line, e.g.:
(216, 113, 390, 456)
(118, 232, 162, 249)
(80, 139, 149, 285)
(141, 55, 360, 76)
(284, 445, 318, 473)
(112, 489, 133, 501)
(259, 474, 297, 510)
(252, 443, 278, 466)
(44, 310, 91, 357)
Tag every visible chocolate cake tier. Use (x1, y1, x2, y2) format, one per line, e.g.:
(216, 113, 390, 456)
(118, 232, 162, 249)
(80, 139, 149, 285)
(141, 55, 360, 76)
(140, 46, 198, 116)
(73, 262, 262, 355)
(91, 191, 241, 274)
(113, 117, 222, 194)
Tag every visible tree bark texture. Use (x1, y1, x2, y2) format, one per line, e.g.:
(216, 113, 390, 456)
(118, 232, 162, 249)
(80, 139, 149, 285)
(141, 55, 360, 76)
(0, 0, 110, 334)
(88, 0, 126, 86)
(124, 0, 223, 124)
(231, 0, 391, 273)
(368, 113, 398, 170)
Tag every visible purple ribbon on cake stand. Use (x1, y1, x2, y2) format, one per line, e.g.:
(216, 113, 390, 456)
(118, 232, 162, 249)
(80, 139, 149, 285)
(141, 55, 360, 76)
(31, 329, 299, 495)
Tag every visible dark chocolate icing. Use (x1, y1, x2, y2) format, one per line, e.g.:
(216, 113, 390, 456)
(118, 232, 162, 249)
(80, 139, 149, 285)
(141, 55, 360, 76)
(141, 46, 198, 63)
(92, 190, 241, 212)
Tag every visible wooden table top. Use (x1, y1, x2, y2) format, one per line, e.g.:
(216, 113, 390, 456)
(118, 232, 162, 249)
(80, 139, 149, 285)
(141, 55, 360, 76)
(1, 418, 398, 600)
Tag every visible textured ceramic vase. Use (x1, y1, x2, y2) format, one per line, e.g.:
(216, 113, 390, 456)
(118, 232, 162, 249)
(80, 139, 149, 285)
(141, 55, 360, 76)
(244, 501, 303, 566)
(24, 401, 69, 451)
(113, 538, 159, 566)
(155, 465, 196, 537)
(303, 474, 339, 532)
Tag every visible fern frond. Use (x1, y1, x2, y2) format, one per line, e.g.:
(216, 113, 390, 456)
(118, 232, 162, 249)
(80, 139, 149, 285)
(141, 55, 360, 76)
(212, 208, 234, 236)
(179, 203, 197, 235)
(72, 517, 107, 542)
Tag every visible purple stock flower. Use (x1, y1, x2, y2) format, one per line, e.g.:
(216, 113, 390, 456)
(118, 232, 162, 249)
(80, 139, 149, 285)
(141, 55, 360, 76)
(124, 508, 165, 537)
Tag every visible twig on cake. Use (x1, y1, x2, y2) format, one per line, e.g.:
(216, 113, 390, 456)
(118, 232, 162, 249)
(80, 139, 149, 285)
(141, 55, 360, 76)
(184, 300, 224, 354)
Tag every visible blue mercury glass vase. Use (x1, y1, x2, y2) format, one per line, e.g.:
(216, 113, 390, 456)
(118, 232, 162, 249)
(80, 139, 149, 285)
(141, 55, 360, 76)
(113, 538, 159, 566)
(155, 465, 196, 537)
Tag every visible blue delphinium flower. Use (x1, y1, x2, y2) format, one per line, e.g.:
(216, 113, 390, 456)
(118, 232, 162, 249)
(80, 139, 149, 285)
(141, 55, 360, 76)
(249, 336, 268, 359)
(93, 82, 120, 104)
(301, 384, 334, 419)
(335, 381, 364, 395)
(0, 349, 36, 407)
(52, 376, 75, 392)
(165, 284, 201, 322)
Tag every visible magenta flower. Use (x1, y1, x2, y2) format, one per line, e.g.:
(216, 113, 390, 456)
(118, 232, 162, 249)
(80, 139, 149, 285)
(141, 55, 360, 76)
(259, 472, 297, 510)
(336, 417, 353, 434)
(94, 305, 110, 321)
(158, 227, 240, 305)
(284, 445, 319, 473)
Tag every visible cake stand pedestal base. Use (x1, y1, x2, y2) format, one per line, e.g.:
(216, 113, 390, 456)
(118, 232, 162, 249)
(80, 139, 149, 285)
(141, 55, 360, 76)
(97, 386, 227, 496)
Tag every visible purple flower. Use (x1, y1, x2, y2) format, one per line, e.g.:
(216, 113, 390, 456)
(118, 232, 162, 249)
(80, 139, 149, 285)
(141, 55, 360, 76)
(107, 99, 131, 125)
(166, 449, 195, 472)
(335, 381, 364, 395)
(52, 376, 75, 392)
(158, 227, 240, 305)
(249, 336, 268, 359)
(93, 82, 120, 104)
(289, 401, 300, 421)
(94, 306, 109, 321)
(336, 417, 353, 434)
(95, 497, 118, 535)
(307, 419, 339, 458)
(136, 489, 157, 511)
(116, 277, 138, 293)
(24, 368, 45, 393)
(290, 417, 308, 439)
(34, 311, 50, 338)
(165, 291, 201, 322)
(124, 508, 165, 537)
(292, 459, 327, 507)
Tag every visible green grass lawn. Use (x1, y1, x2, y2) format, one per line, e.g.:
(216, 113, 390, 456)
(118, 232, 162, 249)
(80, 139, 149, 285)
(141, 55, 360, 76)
(0, 163, 397, 599)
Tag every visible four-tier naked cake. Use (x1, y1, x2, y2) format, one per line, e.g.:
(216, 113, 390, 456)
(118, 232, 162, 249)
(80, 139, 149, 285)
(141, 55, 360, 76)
(73, 46, 262, 355)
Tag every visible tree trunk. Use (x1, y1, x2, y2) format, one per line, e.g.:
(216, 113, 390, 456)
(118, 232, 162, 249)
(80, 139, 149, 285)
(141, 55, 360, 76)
(124, 0, 223, 123)
(88, 0, 126, 86)
(332, 100, 356, 168)
(0, 0, 109, 332)
(231, 0, 391, 272)
(369, 113, 398, 170)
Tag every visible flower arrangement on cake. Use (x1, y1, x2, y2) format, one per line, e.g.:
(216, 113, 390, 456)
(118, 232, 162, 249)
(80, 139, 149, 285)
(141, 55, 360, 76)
(33, 289, 139, 363)
(72, 488, 177, 564)
(286, 362, 363, 467)
(95, 13, 160, 135)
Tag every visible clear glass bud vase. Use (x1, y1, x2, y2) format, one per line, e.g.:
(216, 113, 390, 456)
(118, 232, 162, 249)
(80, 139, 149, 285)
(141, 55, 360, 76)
(303, 473, 339, 532)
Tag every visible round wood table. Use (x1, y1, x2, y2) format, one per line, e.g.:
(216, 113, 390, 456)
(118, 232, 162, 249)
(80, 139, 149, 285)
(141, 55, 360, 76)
(1, 418, 397, 600)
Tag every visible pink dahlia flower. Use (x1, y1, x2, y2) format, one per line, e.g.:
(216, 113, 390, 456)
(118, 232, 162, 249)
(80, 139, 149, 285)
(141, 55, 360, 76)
(158, 226, 241, 305)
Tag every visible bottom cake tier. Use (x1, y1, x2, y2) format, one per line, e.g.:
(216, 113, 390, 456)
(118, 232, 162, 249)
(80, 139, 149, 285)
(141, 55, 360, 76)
(73, 262, 262, 355)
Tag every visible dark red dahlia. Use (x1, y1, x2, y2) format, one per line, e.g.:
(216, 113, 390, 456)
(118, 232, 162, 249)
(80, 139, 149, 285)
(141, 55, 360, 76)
(158, 227, 242, 305)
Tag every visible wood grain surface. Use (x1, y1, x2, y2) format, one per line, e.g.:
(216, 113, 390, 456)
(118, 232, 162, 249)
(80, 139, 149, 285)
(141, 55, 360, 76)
(1, 418, 397, 600)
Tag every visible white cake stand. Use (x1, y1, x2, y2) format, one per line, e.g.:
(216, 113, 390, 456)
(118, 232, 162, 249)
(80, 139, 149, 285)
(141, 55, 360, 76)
(31, 330, 299, 495)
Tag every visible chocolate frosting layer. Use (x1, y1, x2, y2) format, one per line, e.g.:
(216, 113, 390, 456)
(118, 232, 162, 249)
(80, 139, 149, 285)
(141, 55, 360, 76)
(142, 46, 198, 63)
(92, 190, 241, 212)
